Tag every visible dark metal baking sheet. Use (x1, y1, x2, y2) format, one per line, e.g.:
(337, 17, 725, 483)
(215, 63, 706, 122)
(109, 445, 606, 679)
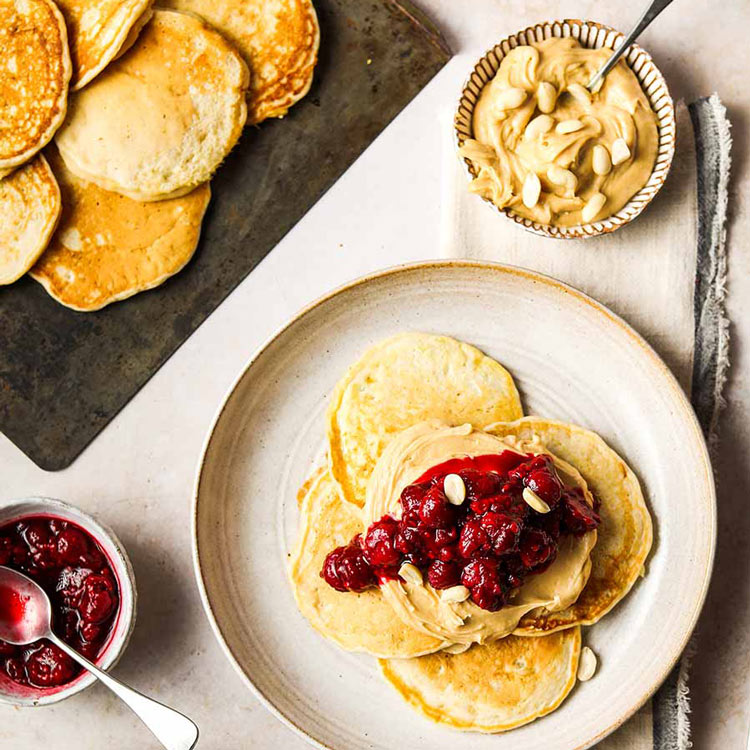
(0, 0, 451, 470)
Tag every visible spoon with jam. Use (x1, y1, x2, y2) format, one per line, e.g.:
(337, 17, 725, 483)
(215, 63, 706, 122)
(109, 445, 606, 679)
(0, 565, 198, 750)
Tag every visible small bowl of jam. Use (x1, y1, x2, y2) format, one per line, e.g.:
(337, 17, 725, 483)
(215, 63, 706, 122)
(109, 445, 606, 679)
(0, 498, 136, 706)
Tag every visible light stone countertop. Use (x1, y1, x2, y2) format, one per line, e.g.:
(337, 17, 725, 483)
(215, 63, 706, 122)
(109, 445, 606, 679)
(1, 1, 747, 748)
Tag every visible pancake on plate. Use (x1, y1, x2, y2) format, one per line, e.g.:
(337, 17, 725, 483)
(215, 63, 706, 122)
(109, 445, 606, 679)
(327, 333, 524, 507)
(162, 0, 319, 125)
(55, 9, 249, 201)
(0, 154, 61, 285)
(485, 417, 653, 634)
(289, 470, 447, 658)
(380, 628, 581, 732)
(0, 0, 71, 170)
(54, 0, 154, 90)
(30, 150, 210, 310)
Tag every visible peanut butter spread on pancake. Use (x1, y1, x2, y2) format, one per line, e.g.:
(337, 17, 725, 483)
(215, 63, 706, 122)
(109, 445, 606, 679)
(460, 37, 658, 227)
(0, 0, 71, 169)
(364, 422, 597, 645)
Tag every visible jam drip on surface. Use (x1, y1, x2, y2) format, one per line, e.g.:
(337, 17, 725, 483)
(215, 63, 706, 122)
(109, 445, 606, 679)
(321, 451, 601, 611)
(0, 516, 119, 689)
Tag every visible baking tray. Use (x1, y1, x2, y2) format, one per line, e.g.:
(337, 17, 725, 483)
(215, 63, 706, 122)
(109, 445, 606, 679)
(0, 0, 451, 470)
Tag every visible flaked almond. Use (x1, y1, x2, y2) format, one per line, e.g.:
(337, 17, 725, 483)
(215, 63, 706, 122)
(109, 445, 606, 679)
(524, 114, 554, 139)
(443, 473, 466, 506)
(578, 646, 597, 681)
(398, 562, 423, 585)
(556, 119, 584, 135)
(582, 191, 607, 223)
(439, 585, 471, 603)
(522, 487, 550, 514)
(522, 173, 541, 208)
(442, 642, 471, 655)
(567, 82, 592, 106)
(546, 165, 578, 193)
(537, 81, 557, 113)
(611, 137, 631, 165)
(495, 87, 527, 110)
(592, 144, 612, 176)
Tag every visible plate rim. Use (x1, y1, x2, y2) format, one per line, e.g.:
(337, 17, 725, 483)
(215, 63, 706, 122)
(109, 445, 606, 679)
(192, 259, 717, 749)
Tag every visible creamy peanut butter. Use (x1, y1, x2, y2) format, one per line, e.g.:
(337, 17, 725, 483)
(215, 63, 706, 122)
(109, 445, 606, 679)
(363, 422, 597, 645)
(460, 37, 659, 227)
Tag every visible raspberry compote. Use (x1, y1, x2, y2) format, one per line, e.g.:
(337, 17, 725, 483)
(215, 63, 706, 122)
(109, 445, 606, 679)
(321, 451, 600, 612)
(0, 516, 120, 689)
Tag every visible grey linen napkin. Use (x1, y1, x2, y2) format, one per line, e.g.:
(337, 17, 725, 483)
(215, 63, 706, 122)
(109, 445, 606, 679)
(440, 91, 731, 748)
(652, 94, 731, 750)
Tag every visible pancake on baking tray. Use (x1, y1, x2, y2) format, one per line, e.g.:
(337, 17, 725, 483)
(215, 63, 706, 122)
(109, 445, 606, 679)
(0, 154, 61, 285)
(55, 9, 249, 201)
(53, 0, 154, 90)
(0, 0, 71, 171)
(161, 0, 319, 124)
(30, 149, 210, 311)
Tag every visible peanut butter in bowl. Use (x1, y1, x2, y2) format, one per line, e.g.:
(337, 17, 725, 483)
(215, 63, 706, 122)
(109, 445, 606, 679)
(460, 36, 659, 229)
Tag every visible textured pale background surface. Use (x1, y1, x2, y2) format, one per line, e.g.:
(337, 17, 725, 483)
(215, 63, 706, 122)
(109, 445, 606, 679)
(0, 1, 747, 748)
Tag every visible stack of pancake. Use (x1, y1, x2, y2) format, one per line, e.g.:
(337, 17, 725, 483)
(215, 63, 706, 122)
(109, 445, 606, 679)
(290, 333, 653, 732)
(0, 0, 319, 310)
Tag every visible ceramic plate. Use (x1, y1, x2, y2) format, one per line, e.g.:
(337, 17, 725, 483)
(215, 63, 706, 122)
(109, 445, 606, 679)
(193, 261, 715, 749)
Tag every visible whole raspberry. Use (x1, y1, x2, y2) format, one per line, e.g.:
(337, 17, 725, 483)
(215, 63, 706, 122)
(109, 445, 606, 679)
(362, 517, 401, 567)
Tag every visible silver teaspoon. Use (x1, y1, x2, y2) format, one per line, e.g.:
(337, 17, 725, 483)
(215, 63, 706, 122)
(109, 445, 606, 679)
(587, 0, 675, 91)
(0, 565, 199, 750)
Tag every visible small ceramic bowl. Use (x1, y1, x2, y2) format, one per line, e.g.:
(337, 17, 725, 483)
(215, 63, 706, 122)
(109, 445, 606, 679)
(0, 497, 136, 706)
(455, 19, 676, 238)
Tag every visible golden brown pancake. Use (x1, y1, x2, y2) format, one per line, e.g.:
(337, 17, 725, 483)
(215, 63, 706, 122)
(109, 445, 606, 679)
(380, 628, 581, 732)
(0, 154, 61, 285)
(54, 0, 154, 90)
(0, 0, 71, 170)
(289, 470, 447, 658)
(327, 333, 524, 507)
(55, 9, 249, 201)
(485, 417, 653, 634)
(30, 150, 210, 310)
(162, 0, 320, 124)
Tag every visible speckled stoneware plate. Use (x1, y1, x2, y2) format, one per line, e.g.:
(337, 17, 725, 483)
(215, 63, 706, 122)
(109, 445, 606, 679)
(193, 261, 714, 749)
(455, 20, 676, 238)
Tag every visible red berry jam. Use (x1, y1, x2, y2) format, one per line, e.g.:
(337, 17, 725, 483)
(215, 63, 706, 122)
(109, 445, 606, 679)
(0, 516, 120, 689)
(321, 452, 601, 611)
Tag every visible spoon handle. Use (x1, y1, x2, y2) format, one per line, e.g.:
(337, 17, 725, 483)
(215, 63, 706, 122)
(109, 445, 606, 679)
(49, 633, 199, 750)
(587, 0, 675, 91)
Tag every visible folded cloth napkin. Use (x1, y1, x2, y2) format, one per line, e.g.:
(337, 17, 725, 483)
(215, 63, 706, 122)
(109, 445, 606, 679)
(440, 84, 731, 749)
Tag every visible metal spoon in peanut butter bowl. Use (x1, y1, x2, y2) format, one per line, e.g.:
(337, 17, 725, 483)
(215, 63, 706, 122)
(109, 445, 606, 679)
(454, 18, 676, 238)
(0, 566, 199, 750)
(588, 0, 676, 92)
